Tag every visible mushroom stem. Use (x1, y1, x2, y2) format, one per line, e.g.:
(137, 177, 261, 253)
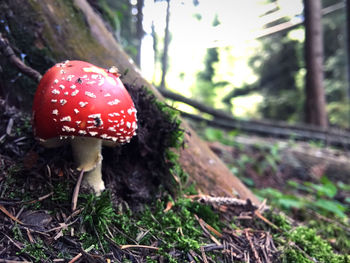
(70, 137, 105, 194)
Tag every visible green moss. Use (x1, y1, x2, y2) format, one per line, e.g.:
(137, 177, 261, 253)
(308, 219, 350, 255)
(281, 227, 350, 263)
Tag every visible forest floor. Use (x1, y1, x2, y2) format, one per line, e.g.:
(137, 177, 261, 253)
(0, 97, 350, 263)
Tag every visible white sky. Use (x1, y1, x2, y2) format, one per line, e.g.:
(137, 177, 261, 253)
(140, 0, 303, 107)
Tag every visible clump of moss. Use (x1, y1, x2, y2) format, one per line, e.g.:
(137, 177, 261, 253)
(282, 227, 349, 263)
(264, 212, 350, 263)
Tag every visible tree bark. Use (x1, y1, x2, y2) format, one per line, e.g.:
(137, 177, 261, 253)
(159, 0, 170, 90)
(304, 0, 328, 128)
(136, 0, 144, 66)
(0, 0, 258, 204)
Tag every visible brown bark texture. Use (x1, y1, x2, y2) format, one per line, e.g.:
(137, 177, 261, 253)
(304, 0, 328, 128)
(0, 0, 259, 204)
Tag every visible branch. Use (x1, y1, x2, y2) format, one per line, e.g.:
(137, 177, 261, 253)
(0, 33, 42, 82)
(159, 88, 233, 121)
(180, 111, 350, 147)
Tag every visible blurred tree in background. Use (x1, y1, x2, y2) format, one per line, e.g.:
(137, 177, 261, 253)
(220, 0, 347, 127)
(192, 15, 228, 106)
(86, 0, 348, 127)
(87, 0, 140, 62)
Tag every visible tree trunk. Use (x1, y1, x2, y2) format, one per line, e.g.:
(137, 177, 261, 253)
(136, 0, 144, 66)
(0, 0, 258, 204)
(304, 0, 328, 128)
(346, 0, 350, 125)
(159, 0, 170, 90)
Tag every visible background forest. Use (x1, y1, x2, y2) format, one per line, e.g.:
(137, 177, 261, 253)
(0, 0, 350, 262)
(92, 0, 348, 127)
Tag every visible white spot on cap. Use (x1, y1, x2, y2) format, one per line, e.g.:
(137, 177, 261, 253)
(62, 126, 75, 132)
(107, 99, 120, 106)
(79, 102, 88, 107)
(108, 127, 116, 132)
(52, 89, 60, 95)
(59, 85, 65, 89)
(71, 90, 79, 96)
(67, 75, 74, 81)
(60, 99, 67, 105)
(70, 84, 76, 89)
(60, 116, 71, 122)
(87, 81, 96, 85)
(89, 131, 98, 136)
(76, 121, 81, 125)
(64, 92, 69, 95)
(126, 122, 131, 129)
(54, 79, 59, 84)
(132, 122, 137, 129)
(60, 70, 65, 74)
(78, 130, 87, 135)
(51, 99, 57, 103)
(121, 110, 124, 114)
(82, 75, 88, 78)
(88, 113, 101, 119)
(100, 134, 109, 139)
(104, 93, 111, 97)
(85, 91, 96, 98)
(127, 108, 133, 115)
(52, 109, 59, 115)
(98, 78, 105, 86)
(91, 74, 99, 79)
(74, 109, 79, 114)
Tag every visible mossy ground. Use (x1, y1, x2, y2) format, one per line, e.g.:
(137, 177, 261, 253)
(1, 95, 350, 262)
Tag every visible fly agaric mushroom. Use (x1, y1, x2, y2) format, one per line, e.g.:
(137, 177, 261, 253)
(32, 60, 137, 194)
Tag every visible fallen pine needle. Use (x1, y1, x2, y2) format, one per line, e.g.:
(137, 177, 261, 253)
(68, 244, 94, 263)
(254, 210, 281, 231)
(245, 229, 262, 263)
(120, 244, 159, 250)
(0, 205, 24, 225)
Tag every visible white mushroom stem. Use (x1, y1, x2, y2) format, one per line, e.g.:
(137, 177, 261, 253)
(70, 137, 105, 194)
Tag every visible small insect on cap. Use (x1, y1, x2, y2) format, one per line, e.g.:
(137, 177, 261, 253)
(32, 60, 138, 144)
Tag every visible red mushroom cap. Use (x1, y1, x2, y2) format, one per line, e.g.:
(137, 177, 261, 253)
(32, 60, 137, 144)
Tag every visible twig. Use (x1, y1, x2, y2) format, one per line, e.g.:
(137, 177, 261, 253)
(71, 169, 84, 212)
(187, 194, 258, 209)
(0, 260, 31, 263)
(0, 205, 24, 225)
(245, 229, 262, 263)
(254, 210, 281, 231)
(0, 33, 42, 82)
(68, 245, 94, 263)
(200, 246, 209, 263)
(120, 244, 159, 250)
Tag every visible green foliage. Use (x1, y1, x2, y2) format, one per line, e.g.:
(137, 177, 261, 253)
(247, 34, 303, 121)
(111, 196, 221, 259)
(19, 238, 49, 262)
(256, 177, 348, 218)
(79, 191, 115, 249)
(282, 227, 349, 263)
(12, 225, 49, 262)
